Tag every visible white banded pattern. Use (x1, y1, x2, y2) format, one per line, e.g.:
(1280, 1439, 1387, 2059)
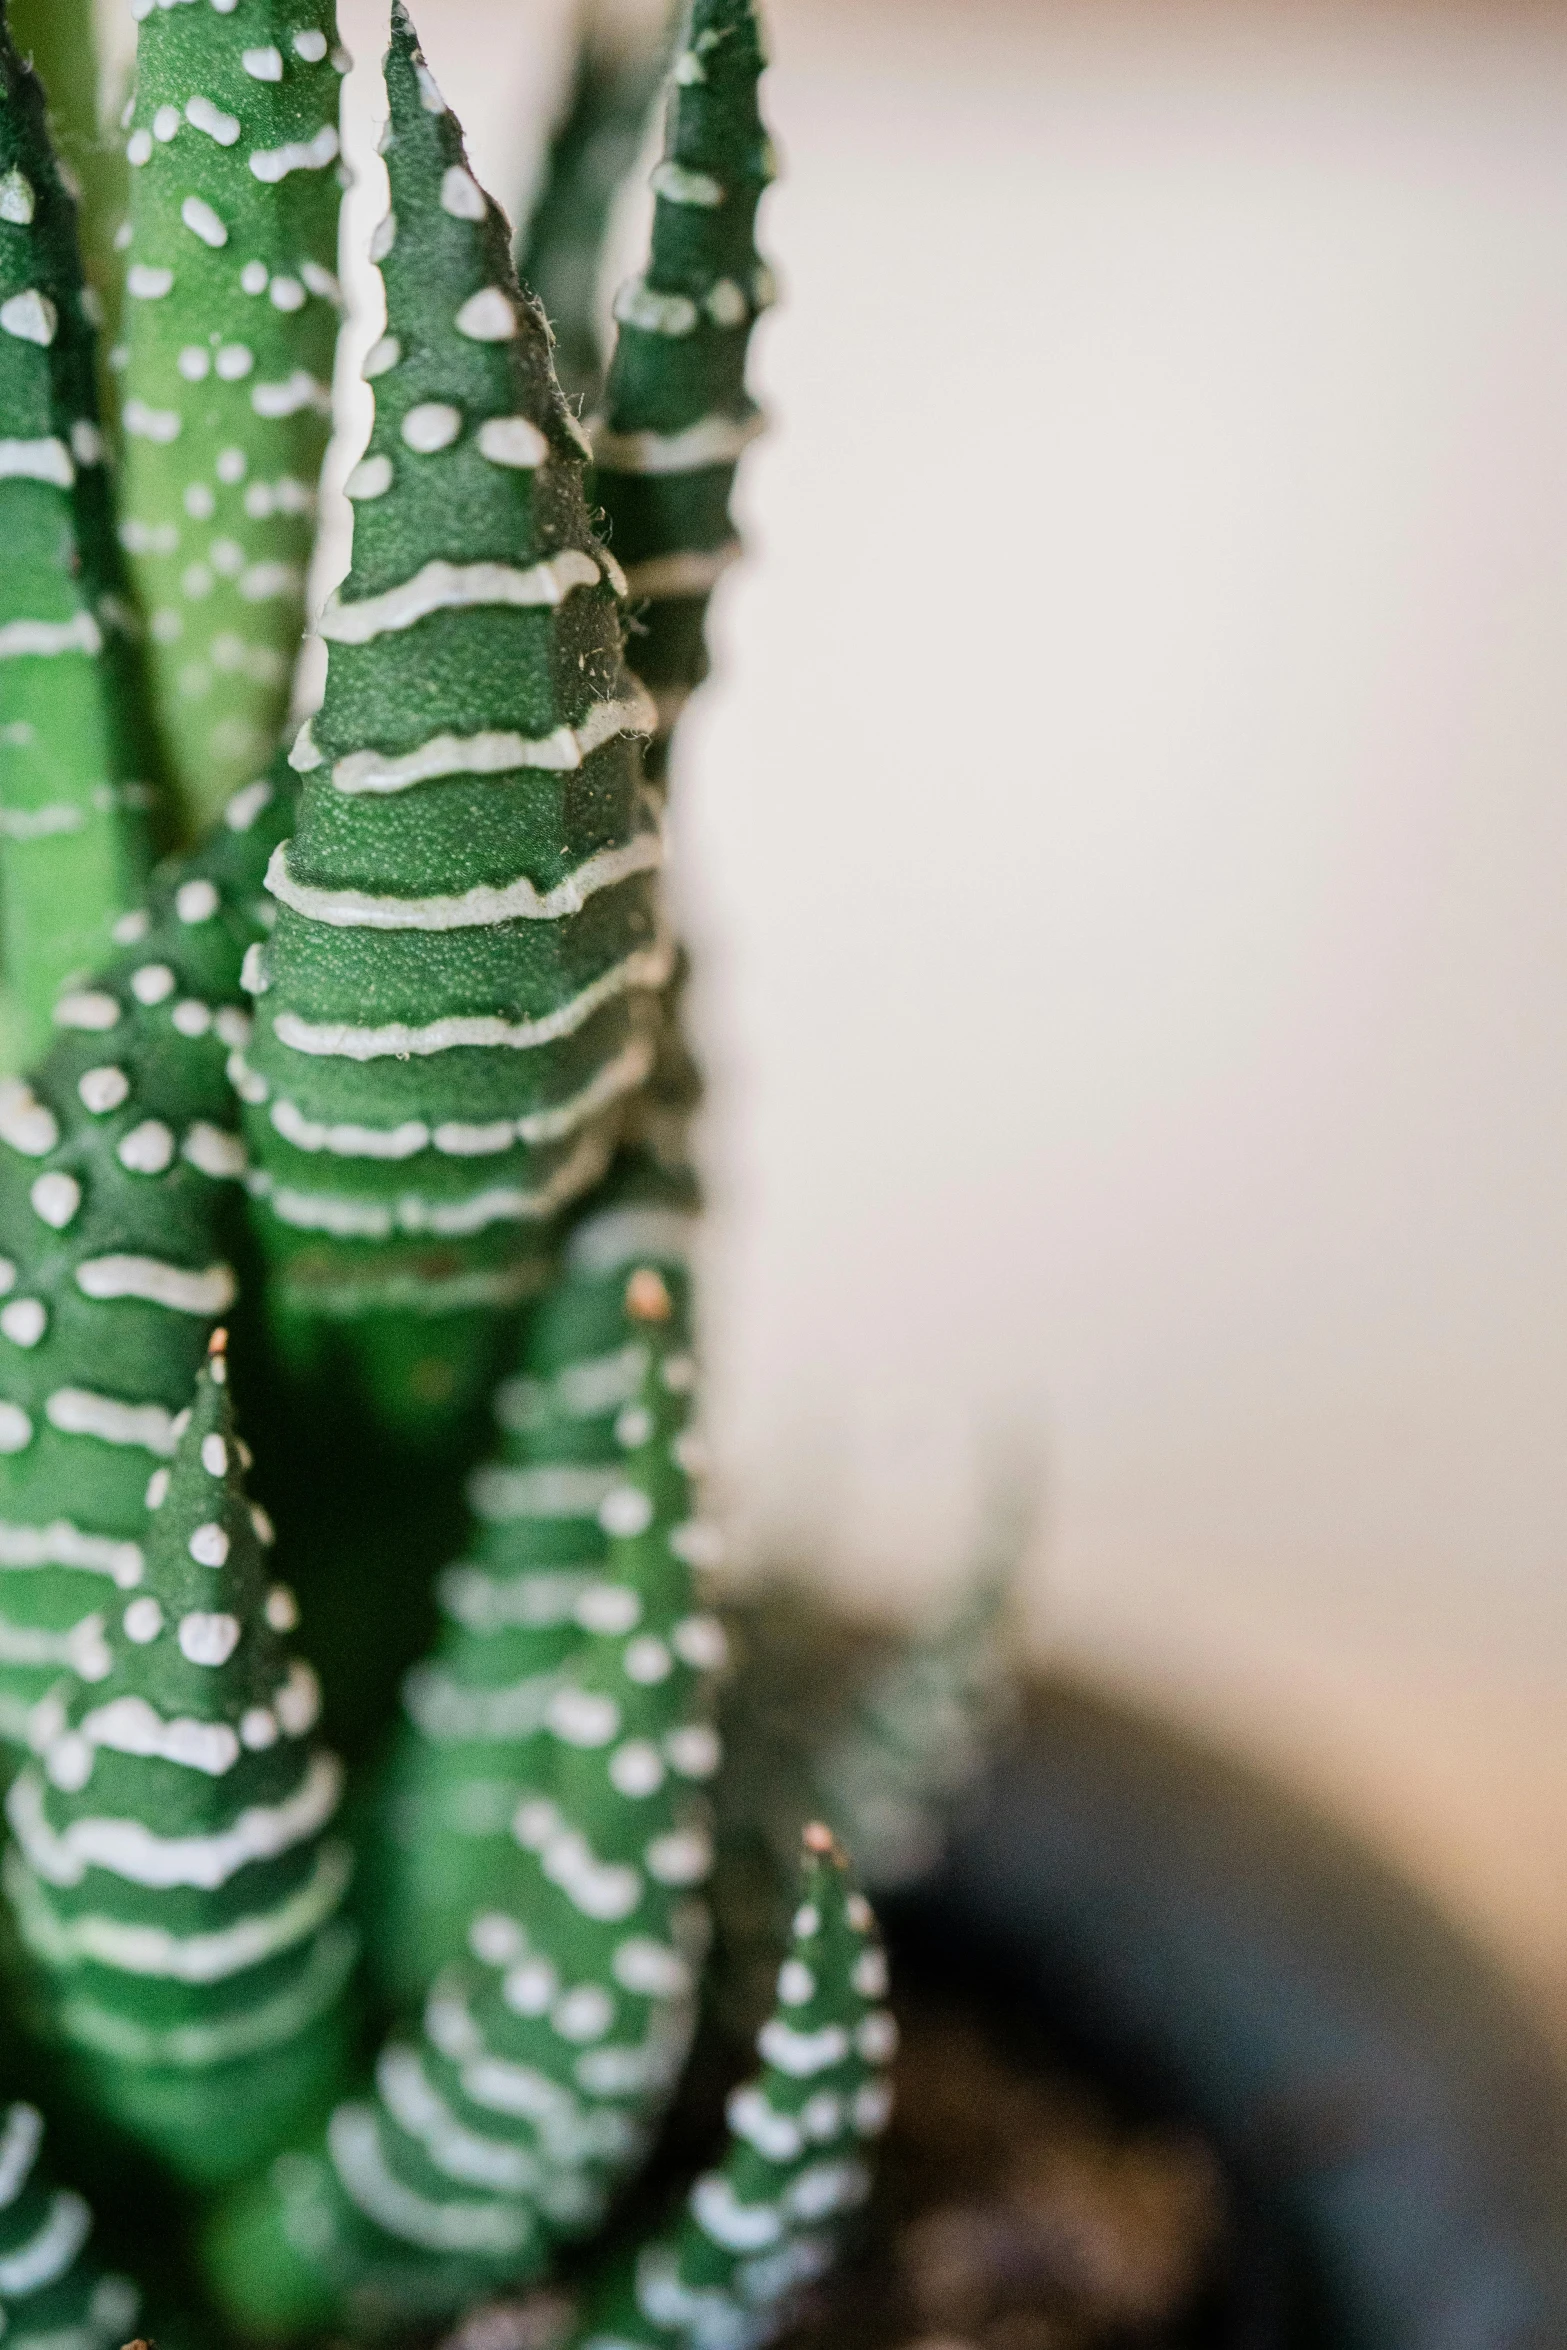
(74, 1257, 236, 1314)
(272, 1255, 550, 1321)
(265, 830, 660, 933)
(249, 1128, 610, 1240)
(326, 2104, 534, 2256)
(49, 1922, 357, 2070)
(565, 1205, 698, 1276)
(0, 434, 75, 485)
(467, 1463, 625, 1523)
(319, 688, 656, 794)
(249, 124, 340, 184)
(269, 935, 672, 1062)
(0, 2189, 91, 2298)
(6, 1838, 352, 1983)
(582, 1825, 892, 2350)
(495, 1343, 648, 1430)
(402, 1663, 558, 1744)
(622, 543, 741, 600)
(260, 1036, 653, 1162)
(0, 611, 102, 658)
(44, 1390, 178, 1455)
(317, 551, 600, 645)
(649, 160, 725, 208)
(6, 1748, 343, 1889)
(0, 2101, 41, 2208)
(435, 1564, 597, 1635)
(0, 1520, 143, 1588)
(590, 410, 763, 476)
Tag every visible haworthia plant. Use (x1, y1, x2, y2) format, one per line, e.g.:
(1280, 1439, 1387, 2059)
(4, 1333, 354, 2185)
(569, 1827, 894, 2350)
(0, 5, 159, 1068)
(0, 2095, 143, 2349)
(0, 755, 294, 1749)
(238, 5, 666, 1430)
(0, 9, 905, 2343)
(593, 0, 773, 783)
(206, 1285, 724, 2335)
(370, 1190, 703, 2007)
(515, 0, 675, 418)
(115, 0, 346, 838)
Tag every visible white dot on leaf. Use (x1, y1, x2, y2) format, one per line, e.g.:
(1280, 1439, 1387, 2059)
(124, 1597, 162, 1643)
(265, 1584, 298, 1632)
(455, 286, 516, 342)
(400, 402, 462, 455)
(439, 166, 486, 221)
(178, 1611, 241, 1666)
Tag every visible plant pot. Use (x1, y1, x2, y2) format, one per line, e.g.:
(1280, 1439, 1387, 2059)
(878, 1674, 1567, 2350)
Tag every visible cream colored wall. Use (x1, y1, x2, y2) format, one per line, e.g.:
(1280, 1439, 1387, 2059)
(325, 0, 1567, 2000)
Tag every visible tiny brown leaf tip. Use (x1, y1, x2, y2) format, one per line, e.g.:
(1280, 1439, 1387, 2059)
(625, 1266, 672, 1323)
(208, 1327, 228, 1357)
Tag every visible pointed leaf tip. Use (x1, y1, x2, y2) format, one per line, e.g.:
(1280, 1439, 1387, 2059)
(626, 1265, 673, 1322)
(384, 0, 447, 122)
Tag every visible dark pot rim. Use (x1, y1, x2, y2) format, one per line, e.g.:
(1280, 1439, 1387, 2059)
(882, 1671, 1567, 2350)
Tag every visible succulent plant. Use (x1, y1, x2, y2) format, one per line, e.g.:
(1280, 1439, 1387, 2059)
(0, 4, 1015, 2339)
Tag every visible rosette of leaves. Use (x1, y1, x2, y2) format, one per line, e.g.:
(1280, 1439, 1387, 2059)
(0, 757, 294, 1748)
(206, 1288, 726, 2334)
(115, 0, 346, 835)
(3, 1334, 355, 2185)
(592, 0, 774, 783)
(0, 2094, 142, 2350)
(238, 4, 668, 1431)
(0, 2, 160, 1065)
(570, 1826, 894, 2350)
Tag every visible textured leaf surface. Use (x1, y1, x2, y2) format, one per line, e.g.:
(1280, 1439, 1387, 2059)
(570, 1830, 893, 2350)
(0, 10, 159, 1062)
(4, 1336, 354, 2185)
(0, 759, 293, 1743)
(0, 2095, 142, 2350)
(207, 1272, 723, 2334)
(240, 4, 665, 1426)
(593, 0, 773, 782)
(116, 0, 345, 834)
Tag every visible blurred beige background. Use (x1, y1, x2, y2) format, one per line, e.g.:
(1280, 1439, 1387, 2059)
(248, 0, 1567, 2000)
